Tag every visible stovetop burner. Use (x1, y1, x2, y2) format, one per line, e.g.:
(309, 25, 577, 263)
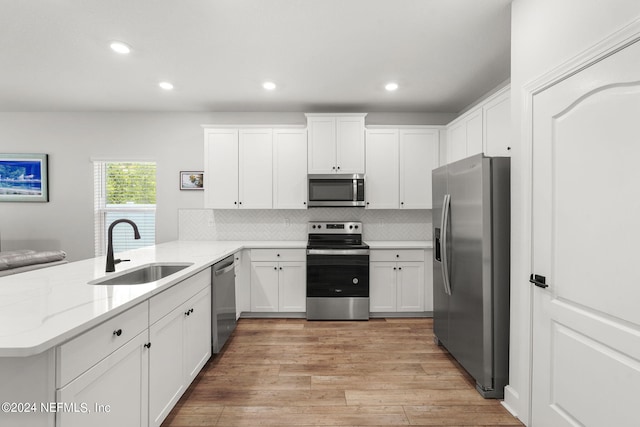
(307, 221, 368, 250)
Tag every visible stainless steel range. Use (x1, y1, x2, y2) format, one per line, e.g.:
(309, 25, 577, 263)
(306, 221, 370, 320)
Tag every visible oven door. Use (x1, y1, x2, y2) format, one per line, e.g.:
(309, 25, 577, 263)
(306, 250, 369, 297)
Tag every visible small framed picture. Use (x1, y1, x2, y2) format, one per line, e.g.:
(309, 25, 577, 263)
(0, 153, 49, 202)
(180, 171, 204, 190)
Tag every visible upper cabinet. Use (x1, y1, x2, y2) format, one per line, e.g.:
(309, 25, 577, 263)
(273, 128, 308, 209)
(204, 128, 273, 209)
(366, 127, 440, 209)
(446, 85, 510, 163)
(307, 113, 366, 174)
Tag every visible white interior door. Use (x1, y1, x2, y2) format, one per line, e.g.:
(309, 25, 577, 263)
(531, 39, 640, 427)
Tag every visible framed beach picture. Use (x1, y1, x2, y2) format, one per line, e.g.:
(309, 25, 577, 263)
(0, 153, 49, 202)
(180, 171, 204, 190)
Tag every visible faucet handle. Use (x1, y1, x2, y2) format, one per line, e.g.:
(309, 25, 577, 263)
(114, 259, 131, 265)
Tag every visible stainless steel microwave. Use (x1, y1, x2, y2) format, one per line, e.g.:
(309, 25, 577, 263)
(307, 174, 365, 207)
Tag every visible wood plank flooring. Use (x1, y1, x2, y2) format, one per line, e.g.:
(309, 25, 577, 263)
(161, 318, 523, 426)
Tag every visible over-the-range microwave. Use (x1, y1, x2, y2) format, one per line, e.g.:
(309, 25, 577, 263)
(307, 174, 365, 207)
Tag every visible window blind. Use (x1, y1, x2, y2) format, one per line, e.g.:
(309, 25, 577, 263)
(93, 161, 157, 256)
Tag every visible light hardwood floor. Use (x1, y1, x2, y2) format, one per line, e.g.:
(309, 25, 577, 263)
(162, 318, 523, 426)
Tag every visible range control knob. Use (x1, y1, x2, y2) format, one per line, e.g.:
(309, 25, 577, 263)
(317, 225, 322, 229)
(312, 225, 316, 229)
(354, 225, 359, 229)
(349, 225, 353, 229)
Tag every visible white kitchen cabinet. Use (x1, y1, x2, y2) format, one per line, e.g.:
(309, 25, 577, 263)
(370, 250, 425, 313)
(445, 85, 510, 163)
(483, 88, 511, 156)
(250, 249, 306, 312)
(399, 128, 439, 209)
(365, 127, 439, 209)
(148, 273, 211, 427)
(204, 128, 273, 209)
(273, 128, 308, 209)
(204, 128, 239, 209)
(424, 249, 434, 313)
(447, 109, 482, 163)
(239, 129, 273, 208)
(56, 332, 149, 427)
(365, 129, 399, 209)
(306, 114, 366, 174)
(234, 250, 250, 317)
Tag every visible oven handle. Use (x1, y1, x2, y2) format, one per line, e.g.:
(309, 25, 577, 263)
(307, 249, 370, 256)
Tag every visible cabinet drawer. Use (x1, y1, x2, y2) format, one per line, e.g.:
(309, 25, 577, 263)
(251, 249, 305, 262)
(57, 301, 148, 387)
(150, 268, 211, 325)
(370, 249, 424, 262)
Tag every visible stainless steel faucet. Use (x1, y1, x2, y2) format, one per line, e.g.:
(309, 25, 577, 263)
(105, 219, 141, 272)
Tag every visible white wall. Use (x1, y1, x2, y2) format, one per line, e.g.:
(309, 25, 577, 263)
(508, 1, 640, 424)
(0, 111, 450, 261)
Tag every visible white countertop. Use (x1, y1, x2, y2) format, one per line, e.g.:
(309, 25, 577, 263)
(0, 239, 429, 357)
(366, 240, 433, 249)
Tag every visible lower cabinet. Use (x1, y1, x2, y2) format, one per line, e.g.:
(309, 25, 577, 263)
(370, 250, 425, 313)
(54, 268, 212, 427)
(250, 249, 306, 313)
(56, 331, 149, 427)
(149, 285, 211, 427)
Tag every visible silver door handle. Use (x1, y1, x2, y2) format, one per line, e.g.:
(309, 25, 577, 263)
(440, 194, 452, 296)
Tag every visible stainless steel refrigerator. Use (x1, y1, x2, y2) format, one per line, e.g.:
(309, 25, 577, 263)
(432, 153, 510, 398)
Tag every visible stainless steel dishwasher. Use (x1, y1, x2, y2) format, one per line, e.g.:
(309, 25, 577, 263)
(212, 255, 236, 353)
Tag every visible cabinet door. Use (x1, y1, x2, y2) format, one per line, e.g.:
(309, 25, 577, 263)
(466, 109, 484, 156)
(239, 129, 273, 209)
(336, 116, 365, 173)
(149, 306, 185, 427)
(424, 249, 434, 312)
(204, 129, 239, 209)
(183, 286, 211, 384)
(399, 129, 439, 209)
(365, 129, 399, 209)
(56, 332, 149, 427)
(250, 262, 279, 312)
(278, 262, 306, 312)
(273, 129, 308, 209)
(396, 262, 425, 312)
(307, 116, 336, 173)
(234, 250, 250, 316)
(483, 91, 511, 156)
(370, 262, 397, 312)
(447, 121, 467, 163)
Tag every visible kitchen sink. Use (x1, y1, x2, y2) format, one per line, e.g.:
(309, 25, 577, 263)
(89, 262, 193, 286)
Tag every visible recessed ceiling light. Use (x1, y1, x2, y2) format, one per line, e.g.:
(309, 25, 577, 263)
(263, 81, 276, 90)
(159, 81, 174, 90)
(385, 82, 399, 91)
(110, 41, 131, 55)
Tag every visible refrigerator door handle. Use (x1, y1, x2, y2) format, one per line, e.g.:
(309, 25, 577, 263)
(440, 193, 452, 295)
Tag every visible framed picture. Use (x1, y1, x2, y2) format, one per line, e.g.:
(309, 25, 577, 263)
(180, 171, 204, 190)
(0, 153, 49, 202)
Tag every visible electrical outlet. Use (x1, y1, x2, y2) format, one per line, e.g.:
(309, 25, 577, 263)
(284, 218, 291, 227)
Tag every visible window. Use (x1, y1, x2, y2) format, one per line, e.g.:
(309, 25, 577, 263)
(94, 161, 156, 256)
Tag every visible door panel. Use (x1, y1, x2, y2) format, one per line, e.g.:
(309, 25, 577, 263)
(204, 129, 239, 209)
(365, 129, 399, 209)
(400, 129, 439, 209)
(447, 155, 491, 388)
(239, 129, 272, 209)
(531, 39, 640, 426)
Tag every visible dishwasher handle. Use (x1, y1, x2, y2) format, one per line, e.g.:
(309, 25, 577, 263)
(214, 262, 235, 276)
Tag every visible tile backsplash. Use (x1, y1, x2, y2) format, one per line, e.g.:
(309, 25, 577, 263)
(179, 209, 432, 241)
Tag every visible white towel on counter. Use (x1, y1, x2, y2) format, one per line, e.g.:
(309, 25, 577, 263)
(0, 250, 67, 271)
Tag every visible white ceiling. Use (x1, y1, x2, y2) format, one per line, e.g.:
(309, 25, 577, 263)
(0, 0, 511, 113)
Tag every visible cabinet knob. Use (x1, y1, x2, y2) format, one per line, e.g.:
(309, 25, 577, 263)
(113, 329, 122, 337)
(401, 202, 404, 205)
(507, 147, 511, 150)
(396, 254, 399, 258)
(398, 267, 402, 270)
(274, 267, 277, 270)
(279, 267, 283, 270)
(332, 166, 336, 170)
(366, 202, 370, 205)
(144, 342, 152, 349)
(337, 166, 341, 170)
(239, 201, 242, 205)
